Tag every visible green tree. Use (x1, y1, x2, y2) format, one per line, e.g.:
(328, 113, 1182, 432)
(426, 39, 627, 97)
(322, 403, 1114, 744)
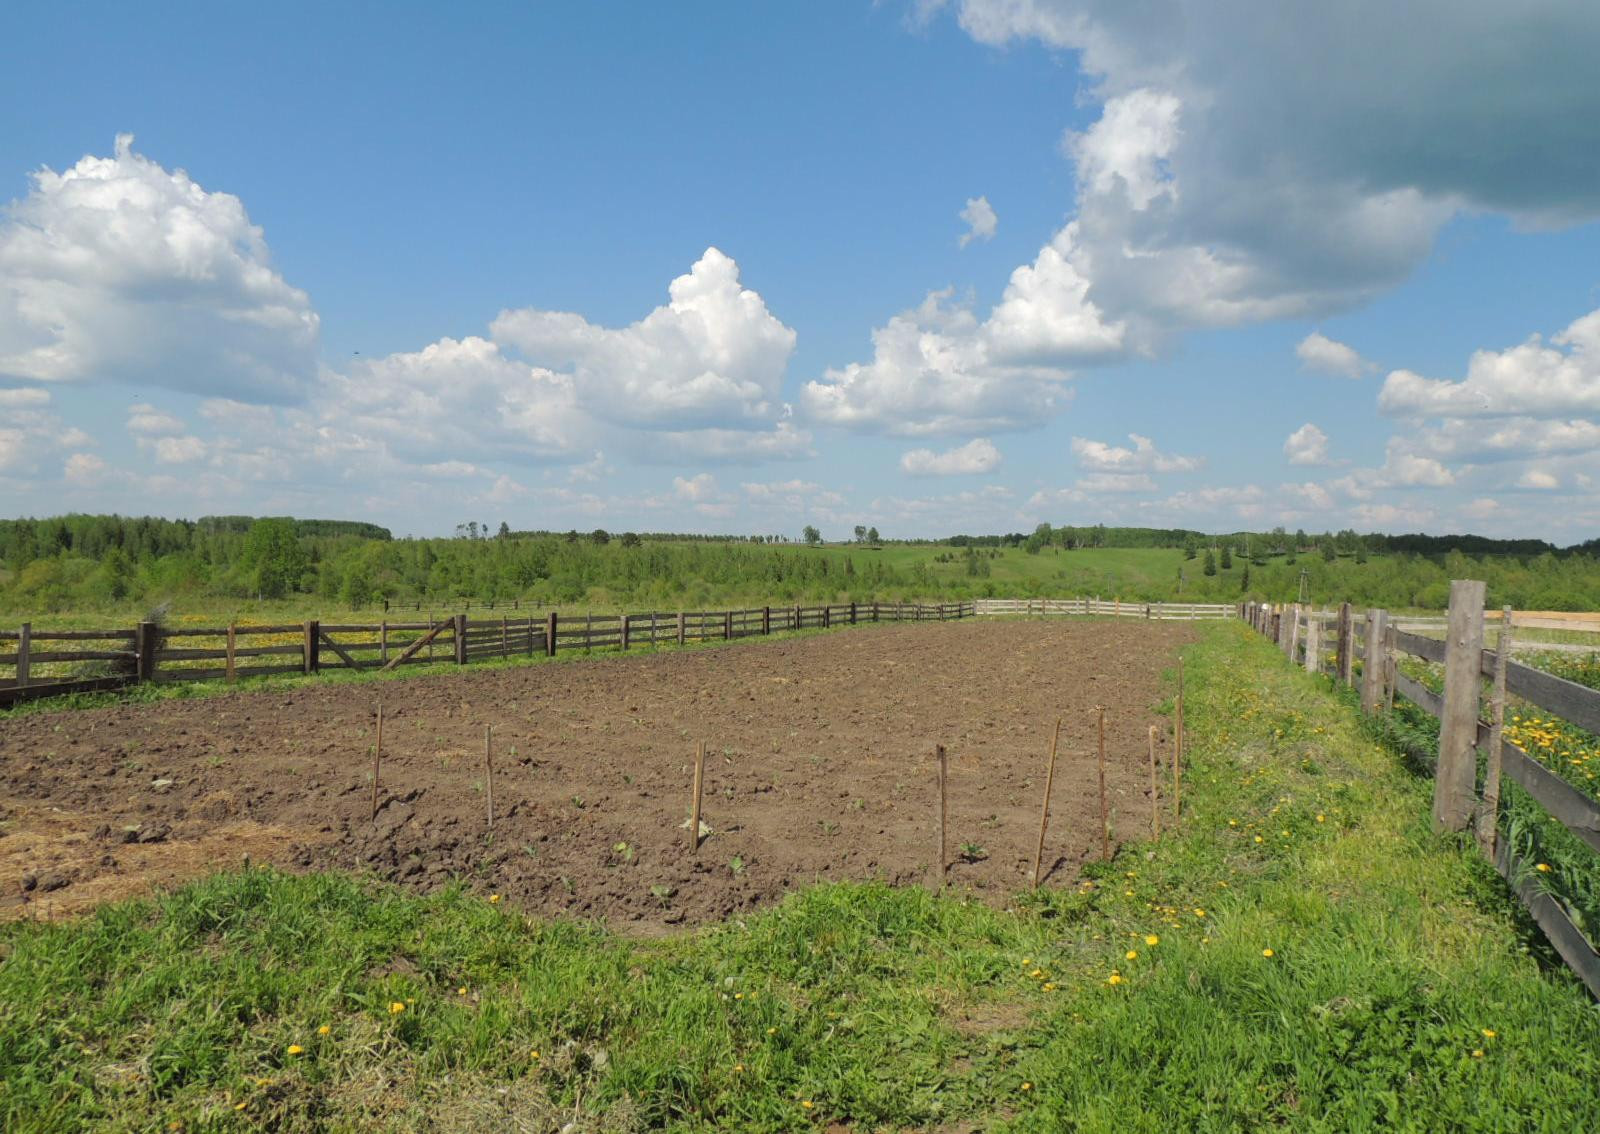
(1220, 544, 1233, 570)
(866, 526, 880, 544)
(1241, 562, 1251, 592)
(240, 518, 308, 599)
(1322, 541, 1337, 563)
(803, 525, 822, 546)
(1203, 549, 1217, 576)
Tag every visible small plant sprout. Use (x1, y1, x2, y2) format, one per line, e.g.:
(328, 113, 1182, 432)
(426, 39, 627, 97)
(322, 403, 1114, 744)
(649, 883, 675, 906)
(959, 842, 988, 863)
(612, 841, 635, 863)
(729, 855, 746, 876)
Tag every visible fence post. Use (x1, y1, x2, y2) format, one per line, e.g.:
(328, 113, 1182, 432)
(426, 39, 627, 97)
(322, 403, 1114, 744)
(763, 605, 771, 635)
(1286, 604, 1301, 661)
(1336, 603, 1354, 685)
(621, 613, 631, 652)
(303, 620, 320, 674)
(850, 601, 857, 625)
(1479, 606, 1513, 857)
(454, 614, 467, 664)
(1360, 609, 1387, 713)
(546, 611, 558, 657)
(678, 611, 687, 646)
(1434, 580, 1486, 833)
(15, 623, 29, 688)
(1303, 609, 1320, 674)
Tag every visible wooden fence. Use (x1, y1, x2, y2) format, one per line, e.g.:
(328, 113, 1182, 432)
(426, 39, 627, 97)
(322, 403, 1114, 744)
(0, 594, 1235, 708)
(0, 601, 973, 707)
(1243, 588, 1600, 999)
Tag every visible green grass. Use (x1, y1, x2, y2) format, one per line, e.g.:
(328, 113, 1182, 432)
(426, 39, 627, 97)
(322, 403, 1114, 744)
(3, 623, 1597, 1131)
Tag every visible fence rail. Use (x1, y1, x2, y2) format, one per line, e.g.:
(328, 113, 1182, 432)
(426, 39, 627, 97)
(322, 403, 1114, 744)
(1243, 592, 1600, 1000)
(0, 594, 1230, 708)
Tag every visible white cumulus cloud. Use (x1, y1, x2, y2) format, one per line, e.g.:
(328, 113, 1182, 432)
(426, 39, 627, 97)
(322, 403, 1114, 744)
(0, 135, 320, 401)
(900, 437, 1002, 476)
(1071, 432, 1202, 473)
(958, 195, 998, 247)
(1297, 332, 1374, 379)
(1283, 423, 1331, 466)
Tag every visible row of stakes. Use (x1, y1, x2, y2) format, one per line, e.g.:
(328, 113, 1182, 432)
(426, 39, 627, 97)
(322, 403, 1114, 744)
(363, 659, 1185, 887)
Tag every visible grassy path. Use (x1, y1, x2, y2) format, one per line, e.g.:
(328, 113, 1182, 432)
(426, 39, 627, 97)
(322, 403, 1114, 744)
(2, 623, 1596, 1131)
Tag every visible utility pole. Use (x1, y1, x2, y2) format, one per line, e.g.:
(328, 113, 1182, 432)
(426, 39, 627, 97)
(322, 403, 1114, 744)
(1297, 567, 1309, 603)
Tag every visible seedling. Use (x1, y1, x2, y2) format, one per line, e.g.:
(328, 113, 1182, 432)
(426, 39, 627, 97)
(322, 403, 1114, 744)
(729, 855, 745, 877)
(613, 841, 636, 863)
(959, 842, 988, 863)
(649, 884, 675, 906)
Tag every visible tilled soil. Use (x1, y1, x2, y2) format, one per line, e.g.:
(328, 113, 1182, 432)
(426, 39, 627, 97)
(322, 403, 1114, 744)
(0, 619, 1192, 929)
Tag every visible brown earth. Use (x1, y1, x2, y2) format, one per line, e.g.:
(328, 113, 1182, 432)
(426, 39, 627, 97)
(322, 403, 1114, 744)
(0, 619, 1192, 929)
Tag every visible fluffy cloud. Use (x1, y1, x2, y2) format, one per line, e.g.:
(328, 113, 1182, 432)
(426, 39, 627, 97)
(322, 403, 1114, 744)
(491, 248, 796, 430)
(1071, 432, 1201, 473)
(934, 2, 1600, 356)
(0, 135, 319, 401)
(1283, 423, 1331, 466)
(800, 291, 1079, 435)
(1516, 468, 1560, 490)
(0, 387, 51, 408)
(63, 451, 107, 485)
(1297, 332, 1374, 379)
(958, 195, 998, 247)
(126, 404, 186, 436)
(900, 437, 1002, 476)
(0, 398, 94, 475)
(1379, 308, 1600, 418)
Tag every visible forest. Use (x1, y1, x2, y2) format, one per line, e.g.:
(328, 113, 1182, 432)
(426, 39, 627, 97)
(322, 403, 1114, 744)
(1, 512, 1599, 614)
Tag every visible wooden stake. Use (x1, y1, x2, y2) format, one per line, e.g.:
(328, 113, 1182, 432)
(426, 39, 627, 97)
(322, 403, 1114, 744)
(484, 724, 495, 834)
(689, 739, 706, 853)
(1174, 658, 1184, 820)
(1031, 717, 1062, 885)
(1480, 606, 1513, 858)
(1434, 580, 1486, 832)
(1096, 706, 1110, 861)
(370, 703, 383, 821)
(1147, 726, 1161, 838)
(936, 743, 949, 883)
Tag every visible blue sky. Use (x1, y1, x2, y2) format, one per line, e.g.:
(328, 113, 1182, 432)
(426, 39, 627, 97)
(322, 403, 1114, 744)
(4, 2, 1600, 542)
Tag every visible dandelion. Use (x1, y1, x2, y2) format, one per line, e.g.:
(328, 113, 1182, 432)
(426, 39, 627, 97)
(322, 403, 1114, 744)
(1022, 1082, 1033, 1091)
(1472, 1049, 1484, 1058)
(317, 1025, 330, 1035)
(1042, 982, 1056, 991)
(733, 1063, 744, 1072)
(458, 986, 468, 996)
(801, 1100, 815, 1110)
(1482, 1028, 1496, 1038)
(1262, 948, 1275, 958)
(1126, 950, 1139, 960)
(768, 1027, 778, 1035)
(1107, 972, 1123, 986)
(1254, 835, 1264, 844)
(1145, 934, 1159, 946)
(1031, 969, 1044, 978)
(1194, 909, 1206, 918)
(287, 1044, 304, 1056)
(1536, 863, 1552, 873)
(235, 1102, 248, 1111)
(389, 1001, 406, 1015)
(531, 1050, 540, 1060)
(489, 894, 502, 903)
(1021, 958, 1032, 966)
(1315, 814, 1325, 823)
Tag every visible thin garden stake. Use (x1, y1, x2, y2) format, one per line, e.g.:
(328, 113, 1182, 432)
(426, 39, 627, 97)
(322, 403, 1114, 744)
(484, 724, 495, 834)
(937, 743, 949, 883)
(1096, 706, 1110, 861)
(370, 702, 383, 821)
(1480, 606, 1513, 858)
(1032, 717, 1062, 885)
(1174, 658, 1184, 819)
(689, 739, 707, 853)
(1147, 725, 1161, 839)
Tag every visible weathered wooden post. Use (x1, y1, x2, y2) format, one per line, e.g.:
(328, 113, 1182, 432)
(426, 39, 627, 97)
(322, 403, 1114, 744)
(546, 610, 558, 656)
(303, 620, 320, 674)
(226, 622, 238, 683)
(1304, 609, 1321, 674)
(453, 614, 467, 665)
(135, 621, 158, 683)
(16, 623, 30, 688)
(1287, 603, 1301, 662)
(724, 610, 733, 640)
(763, 605, 771, 635)
(1479, 606, 1513, 856)
(1336, 603, 1354, 685)
(620, 613, 631, 652)
(1434, 580, 1486, 832)
(1360, 609, 1387, 713)
(677, 610, 687, 646)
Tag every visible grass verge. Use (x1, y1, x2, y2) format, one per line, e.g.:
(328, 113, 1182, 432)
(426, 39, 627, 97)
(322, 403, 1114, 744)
(2, 623, 1597, 1131)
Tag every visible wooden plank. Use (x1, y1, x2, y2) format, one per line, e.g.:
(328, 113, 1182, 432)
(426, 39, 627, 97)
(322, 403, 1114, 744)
(382, 619, 452, 671)
(16, 623, 29, 687)
(1498, 744, 1600, 855)
(1494, 841, 1600, 1001)
(153, 664, 305, 683)
(14, 628, 137, 641)
(1394, 628, 1446, 663)
(1395, 671, 1443, 718)
(0, 675, 131, 706)
(317, 631, 362, 669)
(1493, 656, 1600, 738)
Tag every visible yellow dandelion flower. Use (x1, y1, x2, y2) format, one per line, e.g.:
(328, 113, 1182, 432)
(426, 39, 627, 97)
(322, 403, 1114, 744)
(1021, 958, 1032, 966)
(458, 986, 468, 996)
(489, 894, 502, 903)
(1107, 972, 1123, 986)
(235, 1102, 248, 1112)
(801, 1100, 815, 1109)
(1536, 863, 1552, 873)
(733, 1063, 744, 1073)
(1030, 969, 1044, 978)
(1254, 835, 1264, 844)
(1022, 1082, 1033, 1091)
(768, 1027, 778, 1035)
(1472, 1049, 1484, 1058)
(286, 1044, 304, 1056)
(1145, 934, 1159, 946)
(317, 1025, 330, 1035)
(531, 1050, 541, 1060)
(1194, 909, 1206, 917)
(1482, 1028, 1496, 1038)
(1126, 950, 1139, 960)
(1262, 948, 1275, 958)
(1042, 982, 1056, 991)
(1315, 814, 1325, 823)
(388, 1001, 406, 1015)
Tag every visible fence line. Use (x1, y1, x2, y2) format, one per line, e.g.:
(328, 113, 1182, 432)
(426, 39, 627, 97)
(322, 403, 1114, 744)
(0, 595, 1233, 707)
(1243, 591, 1600, 1000)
